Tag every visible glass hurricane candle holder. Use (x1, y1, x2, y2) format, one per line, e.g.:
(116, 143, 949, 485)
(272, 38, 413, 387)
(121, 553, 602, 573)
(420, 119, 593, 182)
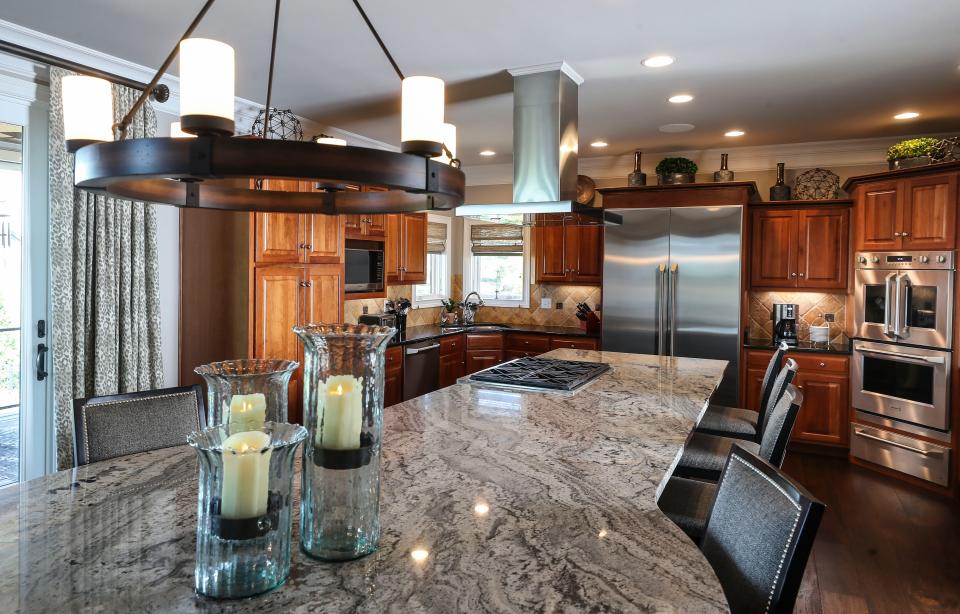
(195, 359, 299, 431)
(189, 422, 307, 599)
(293, 324, 395, 561)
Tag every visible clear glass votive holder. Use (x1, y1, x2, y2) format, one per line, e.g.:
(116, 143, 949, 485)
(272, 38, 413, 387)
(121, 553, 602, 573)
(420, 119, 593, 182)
(195, 359, 299, 429)
(189, 422, 307, 599)
(293, 323, 395, 561)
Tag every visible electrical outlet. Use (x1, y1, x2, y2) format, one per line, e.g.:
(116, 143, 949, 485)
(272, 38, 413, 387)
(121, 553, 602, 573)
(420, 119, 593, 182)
(556, 302, 563, 310)
(824, 313, 835, 323)
(541, 297, 552, 308)
(362, 306, 369, 315)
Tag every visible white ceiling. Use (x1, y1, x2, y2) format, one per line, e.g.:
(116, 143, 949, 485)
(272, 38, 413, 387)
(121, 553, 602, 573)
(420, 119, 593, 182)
(3, 0, 959, 166)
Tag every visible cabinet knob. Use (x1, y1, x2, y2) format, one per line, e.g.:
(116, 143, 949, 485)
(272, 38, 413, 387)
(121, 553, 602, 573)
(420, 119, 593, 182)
(901, 231, 909, 237)
(819, 362, 826, 367)
(790, 272, 798, 277)
(798, 272, 805, 278)
(304, 244, 312, 250)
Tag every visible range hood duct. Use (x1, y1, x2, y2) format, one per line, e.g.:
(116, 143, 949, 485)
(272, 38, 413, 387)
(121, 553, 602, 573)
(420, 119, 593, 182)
(455, 63, 619, 225)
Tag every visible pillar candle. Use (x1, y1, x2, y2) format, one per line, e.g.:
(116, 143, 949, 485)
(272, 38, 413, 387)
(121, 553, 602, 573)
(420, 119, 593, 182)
(229, 393, 267, 432)
(220, 430, 272, 519)
(317, 375, 363, 450)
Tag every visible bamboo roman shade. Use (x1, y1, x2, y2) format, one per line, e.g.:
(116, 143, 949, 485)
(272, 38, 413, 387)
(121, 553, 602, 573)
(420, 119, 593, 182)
(427, 221, 447, 254)
(470, 224, 523, 254)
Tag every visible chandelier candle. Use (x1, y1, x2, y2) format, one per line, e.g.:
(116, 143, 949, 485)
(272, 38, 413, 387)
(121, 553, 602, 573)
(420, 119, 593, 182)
(295, 324, 395, 561)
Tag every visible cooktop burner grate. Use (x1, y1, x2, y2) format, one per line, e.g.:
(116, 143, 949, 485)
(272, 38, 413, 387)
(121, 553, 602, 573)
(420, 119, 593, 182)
(468, 357, 610, 392)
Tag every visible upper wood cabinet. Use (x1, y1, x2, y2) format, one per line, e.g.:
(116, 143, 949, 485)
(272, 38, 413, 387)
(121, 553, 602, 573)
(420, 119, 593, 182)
(854, 174, 957, 251)
(385, 213, 427, 284)
(534, 214, 603, 285)
(253, 180, 343, 265)
(343, 186, 387, 239)
(750, 206, 849, 290)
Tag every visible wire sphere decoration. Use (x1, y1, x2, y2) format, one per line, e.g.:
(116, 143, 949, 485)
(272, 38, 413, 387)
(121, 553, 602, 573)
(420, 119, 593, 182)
(250, 108, 303, 141)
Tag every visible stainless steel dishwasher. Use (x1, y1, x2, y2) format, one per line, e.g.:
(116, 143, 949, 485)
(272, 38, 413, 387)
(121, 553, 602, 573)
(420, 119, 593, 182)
(402, 341, 440, 401)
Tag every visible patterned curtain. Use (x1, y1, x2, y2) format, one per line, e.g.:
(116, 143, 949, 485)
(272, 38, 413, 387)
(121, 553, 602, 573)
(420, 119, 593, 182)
(48, 68, 164, 469)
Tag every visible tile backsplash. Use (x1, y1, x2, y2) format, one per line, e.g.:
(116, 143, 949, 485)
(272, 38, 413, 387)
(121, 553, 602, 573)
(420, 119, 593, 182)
(343, 274, 601, 328)
(747, 291, 847, 344)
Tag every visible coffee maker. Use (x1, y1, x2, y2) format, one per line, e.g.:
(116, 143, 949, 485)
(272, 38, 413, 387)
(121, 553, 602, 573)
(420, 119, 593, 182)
(772, 303, 799, 346)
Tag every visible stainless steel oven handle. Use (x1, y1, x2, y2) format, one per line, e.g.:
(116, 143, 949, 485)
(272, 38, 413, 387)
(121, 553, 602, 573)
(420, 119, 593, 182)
(857, 347, 945, 364)
(405, 343, 440, 355)
(670, 263, 678, 357)
(853, 427, 942, 456)
(883, 272, 897, 337)
(656, 264, 666, 355)
(896, 273, 910, 337)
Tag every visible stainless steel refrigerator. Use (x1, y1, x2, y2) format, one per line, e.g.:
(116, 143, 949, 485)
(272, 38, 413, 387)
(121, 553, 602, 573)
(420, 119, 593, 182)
(602, 206, 742, 405)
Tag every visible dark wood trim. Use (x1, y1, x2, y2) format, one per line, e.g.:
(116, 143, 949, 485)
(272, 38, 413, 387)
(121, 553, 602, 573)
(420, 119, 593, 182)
(842, 160, 960, 192)
(753, 199, 852, 209)
(600, 181, 761, 209)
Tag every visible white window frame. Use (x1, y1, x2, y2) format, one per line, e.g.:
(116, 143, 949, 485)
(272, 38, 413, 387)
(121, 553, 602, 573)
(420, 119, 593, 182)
(412, 213, 452, 308)
(461, 218, 530, 308)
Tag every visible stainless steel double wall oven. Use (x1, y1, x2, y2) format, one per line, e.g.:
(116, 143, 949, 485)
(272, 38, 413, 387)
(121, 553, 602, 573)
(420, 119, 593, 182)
(851, 251, 953, 485)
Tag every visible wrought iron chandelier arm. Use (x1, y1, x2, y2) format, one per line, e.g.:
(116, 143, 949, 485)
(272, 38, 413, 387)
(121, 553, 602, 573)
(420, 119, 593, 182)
(114, 0, 218, 139)
(262, 0, 282, 138)
(351, 0, 405, 80)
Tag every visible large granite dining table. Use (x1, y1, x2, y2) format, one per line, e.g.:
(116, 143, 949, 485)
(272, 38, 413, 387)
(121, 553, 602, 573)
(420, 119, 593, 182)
(0, 349, 730, 612)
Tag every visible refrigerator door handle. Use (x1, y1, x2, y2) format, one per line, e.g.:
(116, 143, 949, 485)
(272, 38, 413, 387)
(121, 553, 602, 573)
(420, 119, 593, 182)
(656, 264, 667, 355)
(669, 263, 679, 356)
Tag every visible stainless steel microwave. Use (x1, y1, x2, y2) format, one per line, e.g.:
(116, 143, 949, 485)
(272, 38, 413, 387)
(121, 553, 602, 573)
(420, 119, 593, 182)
(345, 240, 384, 294)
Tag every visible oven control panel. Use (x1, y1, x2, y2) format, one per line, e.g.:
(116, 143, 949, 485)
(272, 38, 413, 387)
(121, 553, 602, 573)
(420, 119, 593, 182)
(856, 251, 954, 270)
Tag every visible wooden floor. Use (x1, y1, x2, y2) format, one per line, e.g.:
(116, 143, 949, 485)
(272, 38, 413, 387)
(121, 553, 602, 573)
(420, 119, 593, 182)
(783, 452, 960, 614)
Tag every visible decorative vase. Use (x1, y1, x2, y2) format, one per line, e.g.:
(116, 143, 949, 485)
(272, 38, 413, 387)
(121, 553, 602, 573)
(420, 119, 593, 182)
(627, 150, 647, 186)
(190, 422, 307, 599)
(440, 310, 459, 327)
(658, 173, 696, 185)
(770, 162, 792, 201)
(195, 359, 299, 430)
(888, 156, 932, 170)
(294, 324, 395, 561)
(713, 153, 735, 182)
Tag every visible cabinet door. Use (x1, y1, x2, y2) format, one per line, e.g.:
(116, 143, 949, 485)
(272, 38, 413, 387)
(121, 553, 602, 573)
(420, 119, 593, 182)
(536, 220, 568, 282)
(400, 213, 427, 283)
(750, 210, 798, 288)
(366, 215, 387, 237)
(797, 208, 849, 290)
(343, 215, 363, 237)
(303, 214, 343, 263)
(254, 213, 302, 263)
(384, 346, 403, 407)
(792, 372, 848, 446)
(901, 174, 957, 250)
(384, 214, 402, 283)
(743, 366, 768, 412)
(568, 223, 603, 284)
(439, 352, 465, 388)
(253, 265, 303, 360)
(303, 264, 343, 325)
(855, 181, 901, 250)
(465, 350, 502, 374)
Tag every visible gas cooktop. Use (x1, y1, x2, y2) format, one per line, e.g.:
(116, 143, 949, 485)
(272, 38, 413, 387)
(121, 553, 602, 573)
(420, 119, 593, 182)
(467, 357, 610, 392)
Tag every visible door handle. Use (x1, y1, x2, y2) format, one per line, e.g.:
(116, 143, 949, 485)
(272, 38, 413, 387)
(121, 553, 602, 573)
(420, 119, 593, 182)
(883, 272, 897, 336)
(406, 343, 440, 355)
(669, 263, 678, 357)
(896, 273, 910, 337)
(656, 264, 666, 355)
(857, 347, 945, 364)
(854, 427, 941, 456)
(36, 343, 48, 381)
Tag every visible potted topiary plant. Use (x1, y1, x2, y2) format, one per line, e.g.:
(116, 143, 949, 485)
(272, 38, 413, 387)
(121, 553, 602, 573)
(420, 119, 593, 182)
(439, 298, 461, 327)
(656, 157, 698, 185)
(886, 137, 940, 170)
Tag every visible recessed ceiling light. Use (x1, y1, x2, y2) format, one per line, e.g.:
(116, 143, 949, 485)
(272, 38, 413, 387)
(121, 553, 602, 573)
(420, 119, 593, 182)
(893, 111, 920, 120)
(479, 149, 496, 157)
(724, 130, 745, 137)
(590, 140, 608, 148)
(659, 123, 695, 133)
(668, 94, 694, 104)
(642, 55, 675, 68)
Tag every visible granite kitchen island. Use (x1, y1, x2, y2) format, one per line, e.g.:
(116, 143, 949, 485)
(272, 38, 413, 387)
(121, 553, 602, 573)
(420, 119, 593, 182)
(0, 349, 729, 612)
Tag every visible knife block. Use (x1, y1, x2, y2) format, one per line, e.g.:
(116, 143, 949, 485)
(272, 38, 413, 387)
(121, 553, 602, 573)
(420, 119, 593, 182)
(580, 312, 601, 334)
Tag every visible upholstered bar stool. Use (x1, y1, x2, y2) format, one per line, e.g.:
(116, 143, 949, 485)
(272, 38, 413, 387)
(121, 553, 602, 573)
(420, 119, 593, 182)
(696, 341, 789, 440)
(674, 364, 800, 481)
(660, 445, 825, 613)
(73, 385, 205, 466)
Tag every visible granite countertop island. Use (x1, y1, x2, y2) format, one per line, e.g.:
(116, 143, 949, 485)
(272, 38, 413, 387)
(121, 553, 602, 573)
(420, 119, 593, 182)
(0, 349, 729, 612)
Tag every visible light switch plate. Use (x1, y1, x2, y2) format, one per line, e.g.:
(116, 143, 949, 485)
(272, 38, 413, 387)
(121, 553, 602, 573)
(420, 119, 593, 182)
(541, 297, 552, 308)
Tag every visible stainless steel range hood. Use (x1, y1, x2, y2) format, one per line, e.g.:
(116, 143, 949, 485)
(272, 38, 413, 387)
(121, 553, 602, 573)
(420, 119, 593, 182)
(455, 63, 619, 225)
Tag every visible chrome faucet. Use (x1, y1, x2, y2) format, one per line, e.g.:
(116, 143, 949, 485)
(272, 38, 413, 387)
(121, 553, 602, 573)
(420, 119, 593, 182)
(462, 291, 484, 325)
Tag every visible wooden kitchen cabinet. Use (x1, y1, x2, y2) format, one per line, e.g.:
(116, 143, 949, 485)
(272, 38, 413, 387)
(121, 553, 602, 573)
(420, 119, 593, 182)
(439, 334, 466, 388)
(465, 350, 502, 374)
(385, 213, 427, 284)
(343, 186, 388, 238)
(549, 336, 599, 351)
(253, 181, 343, 265)
(750, 206, 848, 290)
(534, 215, 603, 285)
(853, 173, 957, 251)
(385, 345, 403, 407)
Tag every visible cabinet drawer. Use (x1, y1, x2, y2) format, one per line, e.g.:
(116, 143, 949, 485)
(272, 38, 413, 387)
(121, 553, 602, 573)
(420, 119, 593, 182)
(549, 336, 599, 351)
(439, 334, 464, 356)
(504, 349, 539, 360)
(466, 333, 504, 350)
(790, 353, 848, 374)
(851, 423, 950, 486)
(506, 333, 550, 352)
(745, 349, 775, 369)
(385, 346, 403, 373)
(465, 350, 503, 374)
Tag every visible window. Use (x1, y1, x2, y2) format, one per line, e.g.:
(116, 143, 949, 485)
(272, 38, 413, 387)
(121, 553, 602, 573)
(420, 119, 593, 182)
(462, 219, 529, 308)
(413, 214, 451, 307)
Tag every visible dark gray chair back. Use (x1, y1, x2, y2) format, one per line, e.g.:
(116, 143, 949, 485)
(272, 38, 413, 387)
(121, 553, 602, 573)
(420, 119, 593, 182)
(756, 357, 797, 439)
(759, 383, 803, 468)
(755, 341, 789, 435)
(73, 385, 205, 466)
(701, 445, 825, 614)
